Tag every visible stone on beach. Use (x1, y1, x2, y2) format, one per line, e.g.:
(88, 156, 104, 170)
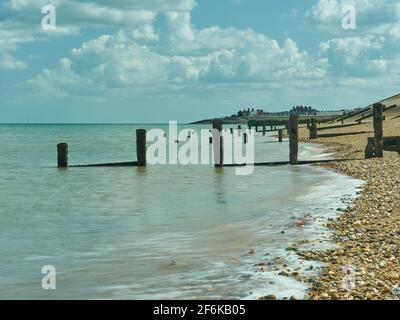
(296, 112, 400, 300)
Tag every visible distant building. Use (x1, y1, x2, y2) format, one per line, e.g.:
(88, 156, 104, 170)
(291, 106, 318, 115)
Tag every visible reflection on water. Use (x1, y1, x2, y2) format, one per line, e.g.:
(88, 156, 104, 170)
(0, 124, 363, 299)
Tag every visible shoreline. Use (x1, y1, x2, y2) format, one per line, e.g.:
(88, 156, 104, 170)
(257, 141, 364, 300)
(297, 124, 400, 300)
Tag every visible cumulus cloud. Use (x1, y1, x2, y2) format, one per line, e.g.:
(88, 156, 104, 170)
(8, 0, 400, 108)
(306, 0, 400, 83)
(0, 54, 26, 70)
(2, 0, 195, 27)
(0, 0, 197, 69)
(306, 0, 399, 35)
(319, 35, 389, 77)
(26, 14, 327, 97)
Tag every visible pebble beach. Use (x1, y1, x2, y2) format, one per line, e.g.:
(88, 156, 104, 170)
(296, 113, 400, 300)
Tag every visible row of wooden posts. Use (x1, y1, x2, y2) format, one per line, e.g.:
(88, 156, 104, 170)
(305, 102, 386, 159)
(57, 104, 386, 168)
(57, 120, 290, 168)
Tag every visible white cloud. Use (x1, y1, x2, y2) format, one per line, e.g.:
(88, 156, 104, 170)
(320, 35, 385, 64)
(10, 0, 400, 109)
(0, 54, 26, 70)
(1, 0, 197, 71)
(306, 0, 399, 35)
(26, 18, 327, 97)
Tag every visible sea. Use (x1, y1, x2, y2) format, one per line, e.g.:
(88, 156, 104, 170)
(0, 124, 363, 299)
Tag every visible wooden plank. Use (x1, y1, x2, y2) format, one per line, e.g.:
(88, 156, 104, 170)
(71, 161, 138, 168)
(367, 136, 400, 154)
(317, 122, 363, 131)
(57, 143, 68, 168)
(289, 114, 299, 165)
(373, 103, 384, 158)
(355, 104, 397, 122)
(334, 106, 371, 123)
(317, 131, 373, 138)
(213, 120, 224, 167)
(136, 129, 147, 166)
(223, 158, 358, 167)
(309, 118, 317, 139)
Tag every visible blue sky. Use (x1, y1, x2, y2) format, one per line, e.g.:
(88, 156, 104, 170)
(1, 0, 400, 123)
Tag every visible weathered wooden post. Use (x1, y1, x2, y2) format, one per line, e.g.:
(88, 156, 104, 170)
(136, 129, 147, 166)
(365, 138, 375, 159)
(309, 118, 317, 140)
(289, 114, 299, 165)
(244, 132, 248, 144)
(263, 123, 266, 136)
(213, 120, 224, 167)
(278, 129, 283, 142)
(57, 143, 68, 168)
(373, 103, 384, 158)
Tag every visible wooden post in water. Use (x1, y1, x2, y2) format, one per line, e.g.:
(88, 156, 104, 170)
(136, 129, 147, 166)
(213, 120, 224, 167)
(289, 114, 299, 165)
(262, 123, 266, 136)
(309, 118, 317, 139)
(57, 143, 68, 168)
(278, 129, 283, 142)
(373, 103, 384, 158)
(244, 132, 248, 144)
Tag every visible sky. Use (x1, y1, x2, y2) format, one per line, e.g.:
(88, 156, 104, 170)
(1, 0, 400, 123)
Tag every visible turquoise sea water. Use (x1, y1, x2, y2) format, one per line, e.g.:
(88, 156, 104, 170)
(0, 124, 362, 299)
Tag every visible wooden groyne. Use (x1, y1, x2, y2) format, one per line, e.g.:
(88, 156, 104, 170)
(58, 115, 356, 169)
(58, 129, 147, 168)
(57, 104, 393, 169)
(354, 104, 396, 123)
